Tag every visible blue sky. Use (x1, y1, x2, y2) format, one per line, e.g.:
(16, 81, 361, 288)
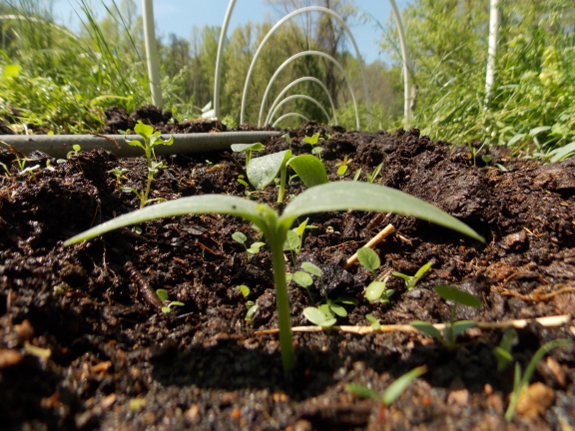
(54, 1, 410, 64)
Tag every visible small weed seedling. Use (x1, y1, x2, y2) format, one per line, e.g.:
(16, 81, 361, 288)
(346, 365, 428, 407)
(231, 142, 264, 168)
(493, 328, 518, 372)
(67, 144, 82, 158)
(109, 167, 129, 186)
(65, 181, 484, 371)
(296, 262, 358, 327)
(366, 162, 383, 184)
(393, 261, 433, 290)
(411, 285, 481, 348)
(366, 313, 381, 330)
(335, 156, 353, 176)
(357, 248, 394, 304)
(155, 289, 185, 314)
(283, 219, 317, 263)
(302, 132, 325, 158)
(236, 285, 258, 323)
(124, 120, 174, 208)
(232, 231, 265, 262)
(505, 338, 572, 422)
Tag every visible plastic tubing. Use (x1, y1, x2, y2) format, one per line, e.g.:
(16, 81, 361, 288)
(267, 94, 332, 125)
(0, 131, 282, 158)
(272, 113, 309, 127)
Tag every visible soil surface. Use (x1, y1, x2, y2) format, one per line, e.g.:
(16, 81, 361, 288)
(1, 106, 575, 430)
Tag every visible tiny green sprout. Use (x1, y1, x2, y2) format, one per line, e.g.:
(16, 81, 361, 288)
(346, 365, 428, 406)
(292, 260, 322, 301)
(109, 167, 129, 186)
(366, 313, 381, 330)
(302, 132, 325, 158)
(125, 120, 174, 208)
(231, 142, 265, 168)
(284, 133, 292, 149)
(393, 261, 433, 290)
(284, 218, 316, 263)
(237, 174, 250, 188)
(365, 278, 394, 304)
(335, 157, 352, 176)
(505, 338, 573, 422)
(67, 144, 82, 158)
(411, 285, 481, 348)
(357, 247, 380, 278)
(366, 162, 383, 184)
(155, 289, 185, 314)
(236, 285, 258, 323)
(65, 181, 484, 372)
(352, 168, 362, 181)
(303, 296, 358, 327)
(493, 328, 518, 372)
(232, 231, 265, 261)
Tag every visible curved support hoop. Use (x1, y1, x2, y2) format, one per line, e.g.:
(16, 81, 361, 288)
(141, 0, 163, 108)
(213, 0, 237, 119)
(239, 6, 370, 127)
(264, 77, 337, 126)
(268, 94, 332, 125)
(388, 0, 410, 123)
(258, 51, 359, 129)
(272, 112, 309, 127)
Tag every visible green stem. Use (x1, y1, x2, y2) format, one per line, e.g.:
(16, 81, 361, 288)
(269, 235, 294, 371)
(141, 170, 153, 208)
(277, 165, 287, 203)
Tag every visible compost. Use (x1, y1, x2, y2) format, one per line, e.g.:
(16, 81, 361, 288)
(1, 105, 574, 430)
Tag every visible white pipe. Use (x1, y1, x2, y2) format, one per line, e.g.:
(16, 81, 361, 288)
(272, 113, 309, 127)
(214, 0, 237, 119)
(141, 0, 163, 108)
(388, 0, 410, 124)
(485, 0, 500, 106)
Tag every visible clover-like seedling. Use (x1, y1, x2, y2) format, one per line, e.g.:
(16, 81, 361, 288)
(493, 328, 518, 372)
(366, 313, 381, 330)
(67, 144, 82, 158)
(109, 167, 130, 187)
(346, 365, 428, 406)
(155, 289, 185, 314)
(505, 338, 572, 422)
(232, 231, 265, 262)
(411, 285, 481, 348)
(236, 285, 258, 323)
(357, 248, 394, 304)
(65, 181, 484, 371)
(231, 142, 265, 168)
(302, 132, 324, 158)
(393, 261, 433, 290)
(125, 120, 174, 208)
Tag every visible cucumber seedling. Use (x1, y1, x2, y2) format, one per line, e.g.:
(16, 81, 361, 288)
(231, 142, 264, 168)
(65, 181, 484, 372)
(411, 285, 481, 348)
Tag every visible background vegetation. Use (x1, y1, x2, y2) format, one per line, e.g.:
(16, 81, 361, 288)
(0, 0, 574, 159)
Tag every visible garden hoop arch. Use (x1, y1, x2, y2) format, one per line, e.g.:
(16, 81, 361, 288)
(267, 94, 332, 126)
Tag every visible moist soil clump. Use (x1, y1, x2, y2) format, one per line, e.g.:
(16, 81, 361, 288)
(0, 115, 574, 430)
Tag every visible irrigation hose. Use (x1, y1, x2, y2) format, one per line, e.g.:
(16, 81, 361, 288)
(0, 131, 282, 158)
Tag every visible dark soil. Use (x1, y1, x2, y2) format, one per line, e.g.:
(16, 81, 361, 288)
(1, 108, 575, 430)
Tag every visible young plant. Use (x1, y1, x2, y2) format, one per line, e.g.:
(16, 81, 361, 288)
(411, 285, 481, 348)
(493, 328, 518, 372)
(236, 285, 258, 323)
(246, 150, 328, 203)
(505, 338, 572, 422)
(67, 144, 82, 158)
(302, 132, 325, 158)
(335, 156, 353, 176)
(109, 167, 130, 187)
(64, 181, 484, 372)
(357, 248, 394, 304)
(346, 365, 428, 406)
(232, 231, 265, 262)
(393, 261, 433, 290)
(283, 218, 316, 263)
(231, 142, 265, 168)
(366, 162, 383, 184)
(155, 289, 185, 314)
(303, 295, 358, 328)
(124, 120, 174, 208)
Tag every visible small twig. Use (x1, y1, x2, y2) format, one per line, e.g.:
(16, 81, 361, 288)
(90, 133, 121, 149)
(502, 284, 575, 302)
(343, 224, 395, 269)
(254, 314, 572, 335)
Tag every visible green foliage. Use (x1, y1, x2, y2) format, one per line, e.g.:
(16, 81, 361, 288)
(357, 247, 380, 277)
(236, 285, 258, 323)
(505, 339, 573, 422)
(345, 365, 427, 406)
(65, 181, 483, 371)
(392, 261, 433, 290)
(232, 231, 265, 261)
(231, 142, 265, 167)
(123, 121, 174, 208)
(493, 328, 518, 372)
(381, 0, 575, 156)
(411, 285, 481, 348)
(155, 289, 185, 314)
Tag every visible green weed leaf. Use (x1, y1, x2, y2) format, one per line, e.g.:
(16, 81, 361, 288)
(288, 155, 328, 187)
(434, 285, 482, 307)
(411, 321, 443, 340)
(383, 365, 427, 406)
